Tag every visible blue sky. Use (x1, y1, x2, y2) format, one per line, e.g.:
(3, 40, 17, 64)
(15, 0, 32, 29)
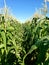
(0, 0, 49, 22)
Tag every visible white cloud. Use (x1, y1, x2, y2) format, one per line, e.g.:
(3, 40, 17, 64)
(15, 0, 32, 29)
(46, 0, 49, 2)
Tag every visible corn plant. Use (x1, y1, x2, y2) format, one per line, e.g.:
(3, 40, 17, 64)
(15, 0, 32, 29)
(0, 16, 23, 65)
(22, 17, 49, 65)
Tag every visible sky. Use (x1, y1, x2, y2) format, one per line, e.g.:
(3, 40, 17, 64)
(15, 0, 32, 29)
(0, 0, 49, 22)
